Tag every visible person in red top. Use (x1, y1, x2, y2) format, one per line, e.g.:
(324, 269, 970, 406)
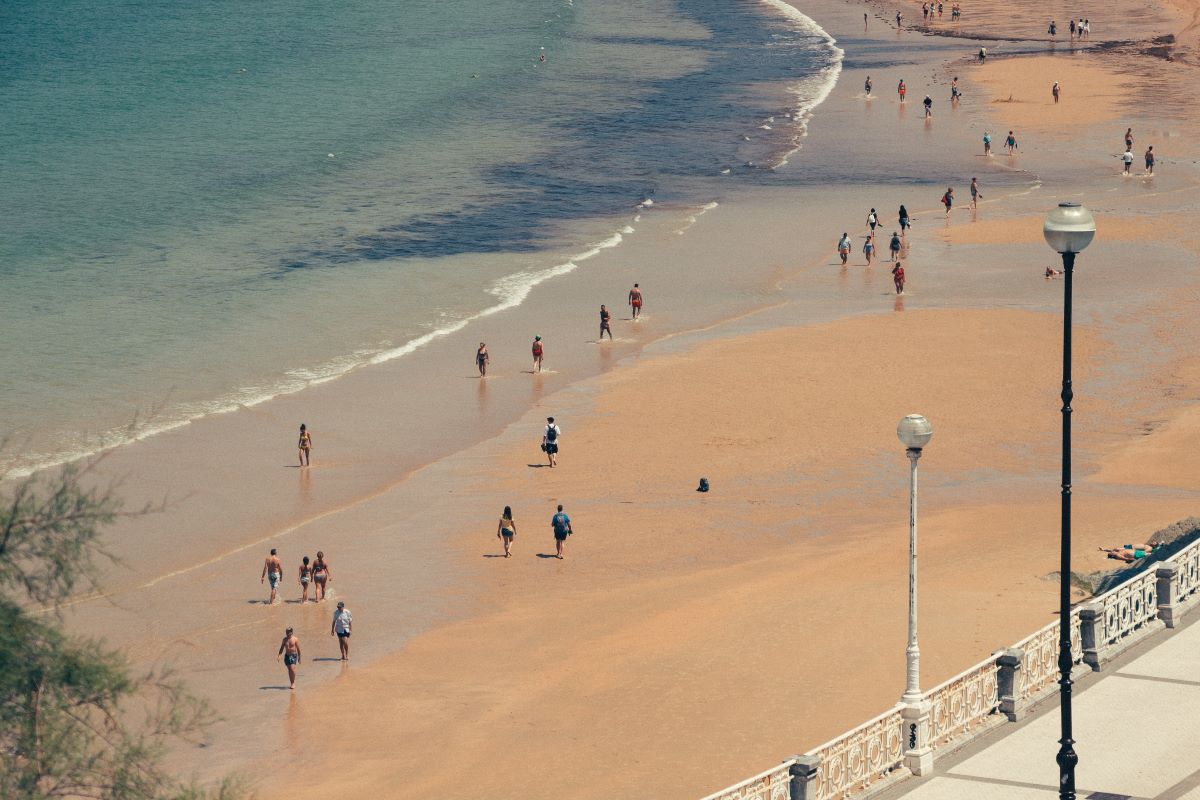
(531, 335, 544, 373)
(898, 79, 907, 102)
(892, 262, 906, 294)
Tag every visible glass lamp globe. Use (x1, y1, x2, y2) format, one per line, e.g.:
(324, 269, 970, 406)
(1043, 202, 1096, 254)
(897, 414, 933, 450)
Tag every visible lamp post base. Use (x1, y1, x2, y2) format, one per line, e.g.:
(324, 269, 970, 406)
(900, 699, 934, 776)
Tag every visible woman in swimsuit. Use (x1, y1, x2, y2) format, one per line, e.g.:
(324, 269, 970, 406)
(312, 550, 331, 602)
(298, 423, 312, 467)
(496, 506, 517, 558)
(476, 343, 490, 377)
(298, 555, 312, 603)
(531, 336, 544, 373)
(862, 234, 875, 265)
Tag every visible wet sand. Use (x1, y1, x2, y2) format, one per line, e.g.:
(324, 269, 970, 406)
(34, 0, 1200, 795)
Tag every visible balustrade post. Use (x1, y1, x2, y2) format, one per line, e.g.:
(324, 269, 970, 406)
(1078, 602, 1103, 671)
(788, 754, 821, 800)
(1156, 561, 1181, 628)
(900, 699, 933, 776)
(997, 648, 1024, 722)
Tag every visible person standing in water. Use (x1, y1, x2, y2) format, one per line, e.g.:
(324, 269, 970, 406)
(941, 187, 954, 216)
(892, 262, 906, 294)
(531, 335, 544, 373)
(497, 505, 517, 557)
(298, 555, 312, 603)
(476, 343, 490, 377)
(628, 284, 643, 320)
(951, 76, 960, 102)
(864, 75, 873, 95)
(261, 548, 283, 604)
(1052, 81, 1061, 103)
(331, 600, 353, 661)
(297, 424, 312, 467)
(983, 131, 993, 156)
(312, 550, 331, 602)
(923, 94, 933, 117)
(1124, 127, 1134, 151)
(897, 79, 907, 102)
(276, 627, 301, 689)
(542, 416, 561, 468)
(970, 177, 982, 209)
(1005, 130, 1018, 153)
(1145, 145, 1155, 174)
(862, 234, 876, 265)
(599, 305, 613, 341)
(1122, 148, 1134, 174)
(837, 232, 852, 265)
(551, 504, 573, 559)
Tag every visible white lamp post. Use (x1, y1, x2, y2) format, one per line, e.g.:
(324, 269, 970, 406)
(897, 414, 933, 704)
(1043, 202, 1095, 800)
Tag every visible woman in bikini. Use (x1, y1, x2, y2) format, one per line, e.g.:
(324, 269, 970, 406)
(496, 506, 517, 557)
(312, 551, 331, 601)
(476, 343, 490, 377)
(298, 555, 312, 603)
(298, 424, 312, 467)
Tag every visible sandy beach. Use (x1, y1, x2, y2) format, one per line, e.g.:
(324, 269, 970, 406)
(26, 0, 1200, 797)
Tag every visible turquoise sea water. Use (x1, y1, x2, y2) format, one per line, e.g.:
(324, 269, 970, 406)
(0, 0, 839, 473)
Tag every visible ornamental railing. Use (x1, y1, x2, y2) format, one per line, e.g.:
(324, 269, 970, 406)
(700, 535, 1200, 800)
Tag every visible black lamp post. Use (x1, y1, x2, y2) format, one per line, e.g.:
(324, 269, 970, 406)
(1043, 201, 1096, 800)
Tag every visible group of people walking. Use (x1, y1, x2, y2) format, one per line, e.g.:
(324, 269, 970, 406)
(474, 284, 644, 377)
(262, 545, 347, 689)
(495, 503, 575, 559)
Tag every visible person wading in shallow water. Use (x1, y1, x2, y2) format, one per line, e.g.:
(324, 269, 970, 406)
(531, 335, 544, 373)
(628, 283, 643, 320)
(277, 627, 301, 689)
(476, 342, 490, 377)
(599, 304, 613, 341)
(261, 548, 283, 604)
(298, 423, 312, 466)
(312, 550, 331, 602)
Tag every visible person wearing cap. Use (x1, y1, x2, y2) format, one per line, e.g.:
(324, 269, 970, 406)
(331, 601, 353, 661)
(542, 417, 561, 468)
(531, 335, 544, 373)
(276, 626, 301, 689)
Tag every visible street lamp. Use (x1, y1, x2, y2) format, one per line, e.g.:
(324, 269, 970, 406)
(1043, 202, 1096, 800)
(897, 414, 932, 705)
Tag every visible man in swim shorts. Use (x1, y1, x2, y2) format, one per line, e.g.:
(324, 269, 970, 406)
(551, 504, 573, 559)
(628, 283, 643, 320)
(277, 627, 301, 689)
(331, 600, 353, 661)
(261, 547, 283, 605)
(838, 233, 852, 265)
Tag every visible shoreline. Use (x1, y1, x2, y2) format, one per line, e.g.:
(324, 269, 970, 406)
(31, 0, 1200, 795)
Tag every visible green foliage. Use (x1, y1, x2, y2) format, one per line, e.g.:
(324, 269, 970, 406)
(0, 461, 245, 800)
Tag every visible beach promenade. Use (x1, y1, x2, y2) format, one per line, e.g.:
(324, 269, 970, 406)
(885, 611, 1200, 800)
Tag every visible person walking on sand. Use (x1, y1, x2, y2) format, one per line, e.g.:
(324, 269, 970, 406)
(864, 75, 873, 95)
(1145, 145, 1155, 174)
(261, 548, 283, 604)
(628, 283, 643, 320)
(941, 187, 954, 216)
(862, 233, 875, 265)
(1052, 81, 1061, 103)
(978, 46, 987, 62)
(896, 10, 903, 27)
(298, 555, 312, 603)
(551, 504, 573, 559)
(531, 335, 544, 373)
(277, 627, 301, 689)
(923, 94, 932, 118)
(983, 131, 993, 156)
(1069, 18, 1076, 37)
(899, 204, 911, 234)
(1122, 148, 1134, 175)
(476, 342, 490, 377)
(1125, 127, 1134, 151)
(599, 304, 613, 341)
(837, 232, 852, 265)
(331, 600, 353, 660)
(897, 79, 906, 102)
(297, 424, 312, 467)
(889, 231, 902, 262)
(1048, 20, 1057, 37)
(542, 416, 561, 468)
(312, 550, 331, 601)
(1005, 130, 1018, 154)
(970, 177, 982, 209)
(892, 262, 906, 294)
(867, 208, 879, 232)
(497, 505, 517, 557)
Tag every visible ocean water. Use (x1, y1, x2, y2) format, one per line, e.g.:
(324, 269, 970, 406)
(0, 0, 841, 475)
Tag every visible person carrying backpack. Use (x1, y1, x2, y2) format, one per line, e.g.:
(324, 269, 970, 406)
(542, 416, 562, 468)
(941, 187, 954, 216)
(889, 232, 902, 262)
(551, 504, 573, 559)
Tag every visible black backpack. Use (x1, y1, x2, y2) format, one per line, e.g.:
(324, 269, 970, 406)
(546, 425, 558, 442)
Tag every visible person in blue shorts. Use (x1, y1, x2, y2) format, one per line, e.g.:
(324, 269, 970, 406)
(551, 504, 573, 559)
